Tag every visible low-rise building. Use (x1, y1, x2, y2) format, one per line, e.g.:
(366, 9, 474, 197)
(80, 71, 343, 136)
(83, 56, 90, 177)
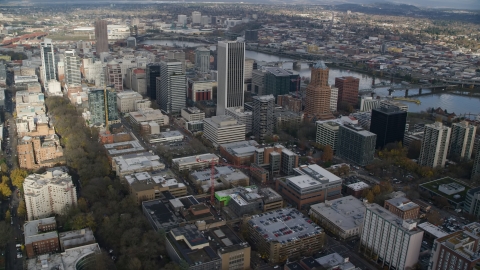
(204, 225, 251, 270)
(116, 90, 143, 113)
(148, 130, 184, 144)
(185, 120, 204, 133)
(203, 115, 245, 148)
(113, 152, 165, 177)
(27, 244, 100, 270)
(246, 208, 325, 263)
(219, 140, 259, 165)
(129, 108, 169, 127)
(190, 166, 250, 192)
(104, 139, 145, 165)
(215, 186, 283, 215)
(24, 217, 59, 258)
(142, 199, 184, 232)
(384, 197, 420, 220)
(429, 222, 480, 270)
(58, 228, 96, 251)
(181, 107, 205, 122)
(417, 222, 448, 245)
(309, 196, 366, 240)
(346, 181, 370, 198)
(276, 164, 342, 210)
(24, 168, 77, 221)
(126, 170, 187, 204)
(172, 153, 219, 172)
(166, 225, 222, 270)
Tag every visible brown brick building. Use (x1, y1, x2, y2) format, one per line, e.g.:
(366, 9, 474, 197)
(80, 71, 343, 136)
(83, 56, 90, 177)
(17, 134, 64, 170)
(277, 94, 302, 112)
(24, 217, 60, 258)
(384, 197, 420, 220)
(304, 62, 334, 120)
(335, 76, 360, 109)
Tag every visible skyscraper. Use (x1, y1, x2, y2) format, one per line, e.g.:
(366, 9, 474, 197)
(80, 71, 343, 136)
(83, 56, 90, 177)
(158, 60, 186, 114)
(448, 121, 476, 160)
(472, 140, 480, 179)
(64, 50, 81, 86)
(195, 47, 210, 73)
(304, 61, 334, 120)
(40, 38, 56, 92)
(335, 76, 360, 109)
(337, 124, 376, 166)
(146, 63, 161, 100)
(95, 19, 109, 54)
(191, 11, 201, 24)
(216, 41, 245, 116)
(370, 107, 407, 149)
(105, 60, 123, 91)
(418, 122, 451, 168)
(252, 95, 275, 141)
(88, 88, 118, 126)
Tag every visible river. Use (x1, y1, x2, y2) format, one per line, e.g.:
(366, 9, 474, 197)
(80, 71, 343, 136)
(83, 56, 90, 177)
(142, 39, 480, 116)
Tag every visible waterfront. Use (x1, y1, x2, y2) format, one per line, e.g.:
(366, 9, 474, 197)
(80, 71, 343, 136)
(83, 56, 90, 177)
(142, 39, 480, 115)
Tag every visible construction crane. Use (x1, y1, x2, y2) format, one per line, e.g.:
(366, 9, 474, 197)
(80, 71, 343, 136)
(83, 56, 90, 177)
(196, 157, 269, 205)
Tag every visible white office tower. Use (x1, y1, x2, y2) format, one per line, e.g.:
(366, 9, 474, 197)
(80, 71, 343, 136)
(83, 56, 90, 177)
(330, 86, 338, 112)
(40, 38, 56, 92)
(177, 15, 187, 25)
(216, 41, 245, 116)
(158, 60, 186, 114)
(24, 168, 78, 221)
(360, 204, 423, 270)
(192, 11, 201, 24)
(64, 50, 81, 85)
(195, 47, 210, 73)
(448, 121, 476, 160)
(418, 122, 451, 168)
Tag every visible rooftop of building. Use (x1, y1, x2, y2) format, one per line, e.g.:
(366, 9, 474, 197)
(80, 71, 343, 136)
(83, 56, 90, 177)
(225, 106, 253, 116)
(125, 170, 185, 191)
(204, 225, 250, 254)
(313, 61, 328, 70)
(168, 225, 221, 266)
(104, 139, 145, 156)
(24, 217, 58, 245)
(418, 222, 448, 238)
(115, 90, 142, 98)
(385, 197, 420, 212)
(129, 108, 167, 120)
(341, 123, 376, 137)
(24, 167, 73, 194)
(264, 67, 294, 77)
(373, 106, 406, 115)
(191, 166, 248, 182)
(59, 228, 95, 250)
(183, 107, 204, 114)
(365, 203, 423, 235)
(420, 177, 469, 202)
(435, 223, 480, 262)
(27, 243, 100, 270)
(172, 153, 219, 166)
(347, 181, 370, 191)
(113, 152, 165, 174)
(142, 199, 182, 230)
(289, 164, 342, 187)
(316, 252, 356, 270)
(204, 115, 244, 128)
(310, 196, 366, 231)
(247, 208, 323, 244)
(169, 195, 200, 210)
(253, 94, 275, 102)
(220, 140, 259, 157)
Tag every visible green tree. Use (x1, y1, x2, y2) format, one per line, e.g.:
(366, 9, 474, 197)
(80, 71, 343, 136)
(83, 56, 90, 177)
(17, 200, 26, 218)
(0, 182, 12, 198)
(1, 175, 10, 185)
(77, 198, 88, 213)
(365, 190, 375, 203)
(0, 163, 8, 173)
(10, 168, 28, 189)
(321, 145, 333, 162)
(5, 210, 11, 223)
(372, 185, 381, 195)
(0, 221, 13, 250)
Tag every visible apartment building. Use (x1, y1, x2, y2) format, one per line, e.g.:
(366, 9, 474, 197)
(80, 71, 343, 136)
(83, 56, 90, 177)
(384, 197, 420, 220)
(316, 121, 340, 152)
(309, 196, 366, 240)
(360, 204, 424, 270)
(24, 168, 77, 221)
(116, 91, 143, 113)
(428, 222, 480, 270)
(252, 95, 275, 141)
(105, 60, 123, 91)
(17, 134, 64, 170)
(418, 122, 451, 168)
(24, 217, 59, 258)
(277, 94, 302, 112)
(246, 208, 325, 263)
(276, 164, 342, 210)
(449, 121, 476, 160)
(203, 115, 245, 148)
(88, 88, 119, 126)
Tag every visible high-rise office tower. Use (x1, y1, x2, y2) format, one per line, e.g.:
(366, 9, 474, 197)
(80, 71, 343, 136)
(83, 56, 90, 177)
(168, 50, 186, 73)
(304, 61, 334, 120)
(216, 41, 245, 116)
(335, 76, 360, 109)
(88, 88, 118, 126)
(94, 20, 109, 54)
(40, 38, 56, 92)
(360, 204, 423, 270)
(64, 50, 81, 86)
(337, 124, 376, 166)
(195, 47, 210, 73)
(192, 11, 201, 24)
(158, 60, 186, 114)
(448, 121, 476, 160)
(252, 95, 275, 141)
(370, 107, 407, 149)
(146, 63, 161, 100)
(418, 122, 451, 168)
(472, 140, 480, 179)
(105, 60, 123, 91)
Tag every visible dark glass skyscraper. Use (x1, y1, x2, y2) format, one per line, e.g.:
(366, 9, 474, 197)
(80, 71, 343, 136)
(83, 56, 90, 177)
(146, 63, 161, 101)
(370, 107, 407, 149)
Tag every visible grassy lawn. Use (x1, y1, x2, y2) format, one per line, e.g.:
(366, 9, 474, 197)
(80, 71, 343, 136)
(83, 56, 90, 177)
(420, 177, 470, 202)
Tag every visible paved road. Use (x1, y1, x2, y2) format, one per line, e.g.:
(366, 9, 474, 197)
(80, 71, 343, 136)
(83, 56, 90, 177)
(322, 234, 376, 270)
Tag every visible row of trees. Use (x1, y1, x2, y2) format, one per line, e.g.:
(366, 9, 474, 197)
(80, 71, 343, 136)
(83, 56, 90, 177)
(46, 97, 180, 270)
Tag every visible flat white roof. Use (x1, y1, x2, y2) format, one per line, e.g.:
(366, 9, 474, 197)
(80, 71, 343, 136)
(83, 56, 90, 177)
(310, 196, 366, 232)
(347, 181, 370, 191)
(418, 222, 448, 238)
